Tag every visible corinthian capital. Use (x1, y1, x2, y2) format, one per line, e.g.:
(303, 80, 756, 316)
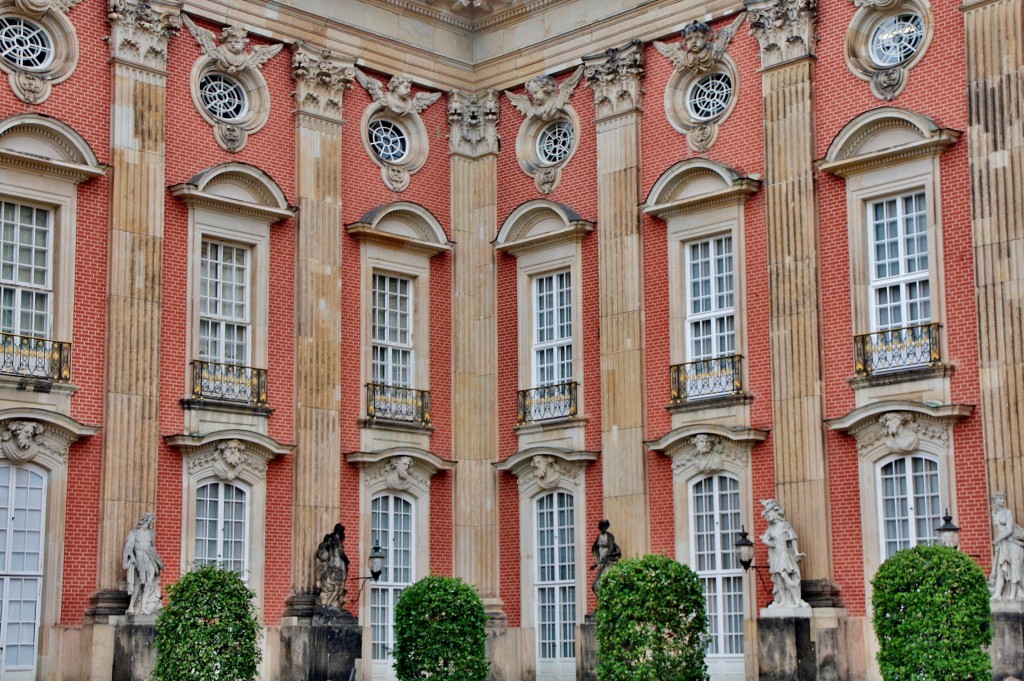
(291, 42, 356, 121)
(746, 0, 817, 69)
(583, 39, 644, 121)
(447, 89, 499, 157)
(107, 0, 182, 70)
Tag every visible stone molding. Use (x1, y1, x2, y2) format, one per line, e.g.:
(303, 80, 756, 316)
(583, 39, 644, 122)
(494, 198, 593, 256)
(0, 0, 81, 103)
(291, 42, 355, 122)
(165, 430, 293, 483)
(106, 0, 182, 71)
(346, 201, 452, 257)
(844, 0, 933, 101)
(747, 0, 817, 69)
(494, 446, 596, 496)
(826, 400, 973, 462)
(346, 446, 455, 497)
(447, 89, 500, 157)
(643, 158, 760, 217)
(169, 162, 295, 222)
(0, 409, 97, 470)
(647, 424, 767, 482)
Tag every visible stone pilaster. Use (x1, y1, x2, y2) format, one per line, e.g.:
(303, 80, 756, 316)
(289, 44, 354, 604)
(963, 0, 1024, 523)
(748, 0, 833, 587)
(447, 90, 503, 613)
(97, 0, 181, 597)
(584, 40, 649, 556)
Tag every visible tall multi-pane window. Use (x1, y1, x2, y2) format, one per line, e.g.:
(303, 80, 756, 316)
(199, 240, 250, 366)
(0, 202, 51, 338)
(535, 491, 576, 678)
(533, 271, 572, 388)
(0, 464, 46, 677)
(371, 274, 413, 388)
(370, 494, 414, 677)
(878, 455, 940, 559)
(691, 475, 744, 679)
(686, 236, 735, 363)
(194, 481, 248, 576)
(869, 192, 930, 332)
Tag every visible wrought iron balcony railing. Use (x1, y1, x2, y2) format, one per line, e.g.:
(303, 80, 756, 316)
(190, 360, 268, 407)
(854, 322, 941, 377)
(0, 333, 71, 383)
(517, 381, 578, 425)
(365, 383, 431, 427)
(669, 355, 744, 404)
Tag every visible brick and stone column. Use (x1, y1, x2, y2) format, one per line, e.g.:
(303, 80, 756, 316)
(288, 44, 354, 609)
(584, 40, 649, 556)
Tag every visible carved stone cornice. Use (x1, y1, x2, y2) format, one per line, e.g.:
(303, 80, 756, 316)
(0, 409, 99, 471)
(12, 0, 81, 17)
(851, 0, 900, 6)
(107, 0, 182, 71)
(494, 447, 597, 496)
(583, 39, 644, 121)
(166, 430, 293, 483)
(827, 400, 974, 462)
(447, 89, 500, 157)
(746, 0, 817, 69)
(647, 424, 767, 482)
(291, 43, 356, 123)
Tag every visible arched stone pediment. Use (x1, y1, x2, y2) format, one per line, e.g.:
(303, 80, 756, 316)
(820, 107, 960, 177)
(0, 407, 99, 471)
(494, 446, 597, 495)
(166, 430, 293, 484)
(0, 113, 104, 182)
(827, 400, 973, 463)
(347, 446, 455, 496)
(347, 202, 451, 256)
(494, 200, 593, 257)
(647, 424, 767, 482)
(170, 162, 295, 222)
(644, 159, 759, 218)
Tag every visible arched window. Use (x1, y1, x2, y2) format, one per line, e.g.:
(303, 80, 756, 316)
(534, 490, 576, 679)
(877, 454, 940, 559)
(690, 474, 744, 680)
(195, 480, 249, 576)
(370, 493, 414, 677)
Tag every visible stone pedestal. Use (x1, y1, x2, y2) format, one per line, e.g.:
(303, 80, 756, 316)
(991, 600, 1024, 680)
(111, 615, 157, 681)
(484, 610, 508, 681)
(578, 614, 597, 681)
(757, 608, 815, 681)
(280, 609, 362, 681)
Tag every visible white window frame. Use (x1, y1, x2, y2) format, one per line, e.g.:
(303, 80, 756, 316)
(198, 239, 253, 367)
(193, 478, 250, 577)
(875, 453, 941, 560)
(684, 235, 736, 363)
(867, 190, 931, 333)
(689, 473, 745, 678)
(533, 489, 577, 678)
(369, 492, 415, 678)
(370, 273, 414, 389)
(531, 269, 573, 389)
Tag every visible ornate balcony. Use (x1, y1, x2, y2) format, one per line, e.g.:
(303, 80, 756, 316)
(854, 323, 941, 377)
(0, 333, 71, 383)
(669, 355, 743, 404)
(517, 381, 578, 425)
(365, 383, 431, 427)
(190, 360, 268, 407)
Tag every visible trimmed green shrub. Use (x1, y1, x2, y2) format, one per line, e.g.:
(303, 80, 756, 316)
(872, 545, 991, 680)
(595, 554, 709, 681)
(392, 575, 489, 680)
(153, 564, 262, 681)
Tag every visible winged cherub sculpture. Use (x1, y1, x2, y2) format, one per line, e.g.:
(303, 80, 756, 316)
(354, 69, 441, 117)
(182, 15, 282, 74)
(654, 13, 746, 74)
(505, 66, 584, 122)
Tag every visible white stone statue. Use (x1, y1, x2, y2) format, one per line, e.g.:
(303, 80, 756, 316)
(990, 491, 1024, 601)
(122, 512, 165, 615)
(761, 499, 808, 608)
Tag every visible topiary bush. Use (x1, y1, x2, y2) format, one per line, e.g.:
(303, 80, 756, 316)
(153, 564, 262, 681)
(392, 575, 489, 680)
(595, 554, 709, 681)
(872, 545, 991, 680)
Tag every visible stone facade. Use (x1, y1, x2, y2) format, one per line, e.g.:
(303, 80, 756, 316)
(0, 0, 1014, 679)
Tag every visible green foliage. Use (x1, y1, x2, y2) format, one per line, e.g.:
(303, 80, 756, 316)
(153, 564, 262, 681)
(392, 575, 489, 681)
(595, 554, 709, 681)
(871, 545, 992, 680)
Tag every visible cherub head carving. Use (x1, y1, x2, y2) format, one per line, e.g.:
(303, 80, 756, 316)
(354, 69, 441, 117)
(182, 15, 282, 74)
(682, 21, 713, 54)
(505, 66, 584, 122)
(654, 13, 746, 74)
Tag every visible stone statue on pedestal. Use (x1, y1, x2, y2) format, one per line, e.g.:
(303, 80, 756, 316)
(590, 519, 621, 596)
(315, 523, 350, 612)
(760, 499, 808, 608)
(122, 512, 165, 615)
(990, 491, 1024, 601)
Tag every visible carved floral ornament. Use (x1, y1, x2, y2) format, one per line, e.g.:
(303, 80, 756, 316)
(182, 15, 282, 153)
(348, 448, 455, 496)
(166, 432, 292, 483)
(354, 69, 441, 192)
(583, 39, 644, 122)
(447, 89, 499, 158)
(494, 448, 597, 495)
(0, 412, 97, 469)
(0, 0, 83, 103)
(825, 401, 973, 462)
(107, 0, 181, 70)
(505, 66, 584, 194)
(654, 14, 744, 153)
(747, 0, 818, 69)
(645, 425, 767, 482)
(291, 43, 355, 121)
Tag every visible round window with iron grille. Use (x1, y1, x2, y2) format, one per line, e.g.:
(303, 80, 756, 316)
(199, 73, 248, 121)
(0, 16, 53, 70)
(369, 119, 409, 163)
(536, 120, 574, 166)
(869, 13, 924, 67)
(686, 72, 732, 122)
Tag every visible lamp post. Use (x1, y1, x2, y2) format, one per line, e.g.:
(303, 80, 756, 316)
(735, 526, 756, 571)
(359, 544, 387, 598)
(936, 509, 960, 550)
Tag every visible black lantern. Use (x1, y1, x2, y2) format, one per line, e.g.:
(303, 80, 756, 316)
(936, 509, 960, 549)
(735, 525, 755, 571)
(368, 544, 386, 581)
